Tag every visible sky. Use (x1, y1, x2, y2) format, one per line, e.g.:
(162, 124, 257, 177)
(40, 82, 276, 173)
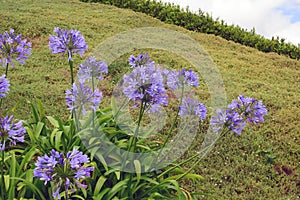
(160, 0, 300, 45)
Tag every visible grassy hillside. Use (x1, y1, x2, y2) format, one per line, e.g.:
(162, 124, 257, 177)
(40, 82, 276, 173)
(0, 0, 299, 199)
(81, 0, 300, 60)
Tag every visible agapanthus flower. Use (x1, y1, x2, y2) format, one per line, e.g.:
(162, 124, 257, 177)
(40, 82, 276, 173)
(164, 69, 179, 90)
(210, 95, 267, 135)
(232, 94, 268, 125)
(0, 74, 10, 98)
(78, 56, 108, 81)
(0, 115, 25, 151)
(49, 27, 88, 61)
(226, 111, 246, 134)
(128, 52, 154, 68)
(65, 79, 102, 116)
(0, 29, 32, 67)
(181, 69, 199, 87)
(165, 68, 199, 90)
(34, 148, 94, 200)
(210, 109, 246, 135)
(210, 109, 227, 133)
(123, 58, 167, 113)
(179, 97, 207, 120)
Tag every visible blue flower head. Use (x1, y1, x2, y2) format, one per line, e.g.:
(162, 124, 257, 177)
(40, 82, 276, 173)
(165, 68, 199, 90)
(34, 148, 94, 199)
(78, 56, 108, 81)
(65, 79, 102, 116)
(123, 56, 168, 113)
(49, 27, 88, 61)
(0, 29, 32, 67)
(0, 115, 25, 151)
(179, 97, 207, 120)
(0, 74, 10, 98)
(210, 95, 267, 135)
(128, 52, 154, 68)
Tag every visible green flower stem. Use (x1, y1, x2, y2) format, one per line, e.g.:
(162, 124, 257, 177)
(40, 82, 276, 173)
(91, 76, 95, 132)
(63, 159, 69, 200)
(157, 129, 229, 179)
(118, 99, 134, 182)
(127, 100, 146, 152)
(68, 56, 74, 86)
(160, 85, 184, 150)
(1, 143, 6, 200)
(157, 152, 198, 179)
(175, 130, 230, 181)
(153, 85, 185, 169)
(68, 53, 75, 128)
(113, 98, 130, 120)
(67, 53, 80, 149)
(73, 108, 79, 131)
(66, 116, 78, 153)
(127, 100, 146, 200)
(65, 182, 69, 200)
(5, 63, 9, 78)
(70, 63, 74, 85)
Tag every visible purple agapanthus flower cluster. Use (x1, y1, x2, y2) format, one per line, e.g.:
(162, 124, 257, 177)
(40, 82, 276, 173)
(49, 27, 88, 61)
(128, 52, 154, 68)
(165, 68, 199, 90)
(123, 54, 168, 113)
(210, 94, 268, 135)
(0, 29, 32, 67)
(34, 148, 94, 199)
(78, 56, 108, 81)
(0, 74, 9, 98)
(124, 53, 201, 113)
(65, 55, 107, 116)
(179, 97, 207, 120)
(0, 115, 25, 151)
(65, 80, 102, 116)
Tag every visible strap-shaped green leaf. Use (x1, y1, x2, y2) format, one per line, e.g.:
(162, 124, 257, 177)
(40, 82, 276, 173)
(94, 176, 107, 196)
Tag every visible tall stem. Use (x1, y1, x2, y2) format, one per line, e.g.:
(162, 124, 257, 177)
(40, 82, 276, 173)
(127, 100, 146, 200)
(157, 129, 230, 179)
(68, 55, 75, 122)
(127, 100, 145, 152)
(175, 130, 230, 181)
(73, 108, 79, 131)
(161, 85, 184, 149)
(68, 52, 74, 86)
(1, 144, 6, 200)
(154, 85, 184, 168)
(91, 76, 95, 131)
(63, 160, 69, 200)
(5, 63, 9, 78)
(113, 98, 130, 121)
(69, 59, 74, 86)
(65, 182, 69, 200)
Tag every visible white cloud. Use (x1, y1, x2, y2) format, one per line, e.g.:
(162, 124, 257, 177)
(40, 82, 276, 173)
(160, 0, 300, 45)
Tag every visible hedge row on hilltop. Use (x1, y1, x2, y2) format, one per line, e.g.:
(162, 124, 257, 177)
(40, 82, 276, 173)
(81, 0, 300, 60)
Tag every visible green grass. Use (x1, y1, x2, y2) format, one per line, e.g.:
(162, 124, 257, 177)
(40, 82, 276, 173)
(0, 0, 299, 199)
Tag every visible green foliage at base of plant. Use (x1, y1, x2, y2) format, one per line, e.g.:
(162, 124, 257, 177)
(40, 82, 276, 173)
(4, 104, 201, 199)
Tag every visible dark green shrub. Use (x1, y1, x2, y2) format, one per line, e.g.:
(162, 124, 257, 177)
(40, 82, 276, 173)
(81, 0, 300, 60)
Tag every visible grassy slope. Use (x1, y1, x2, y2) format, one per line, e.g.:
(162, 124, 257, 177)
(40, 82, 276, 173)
(0, 0, 299, 199)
